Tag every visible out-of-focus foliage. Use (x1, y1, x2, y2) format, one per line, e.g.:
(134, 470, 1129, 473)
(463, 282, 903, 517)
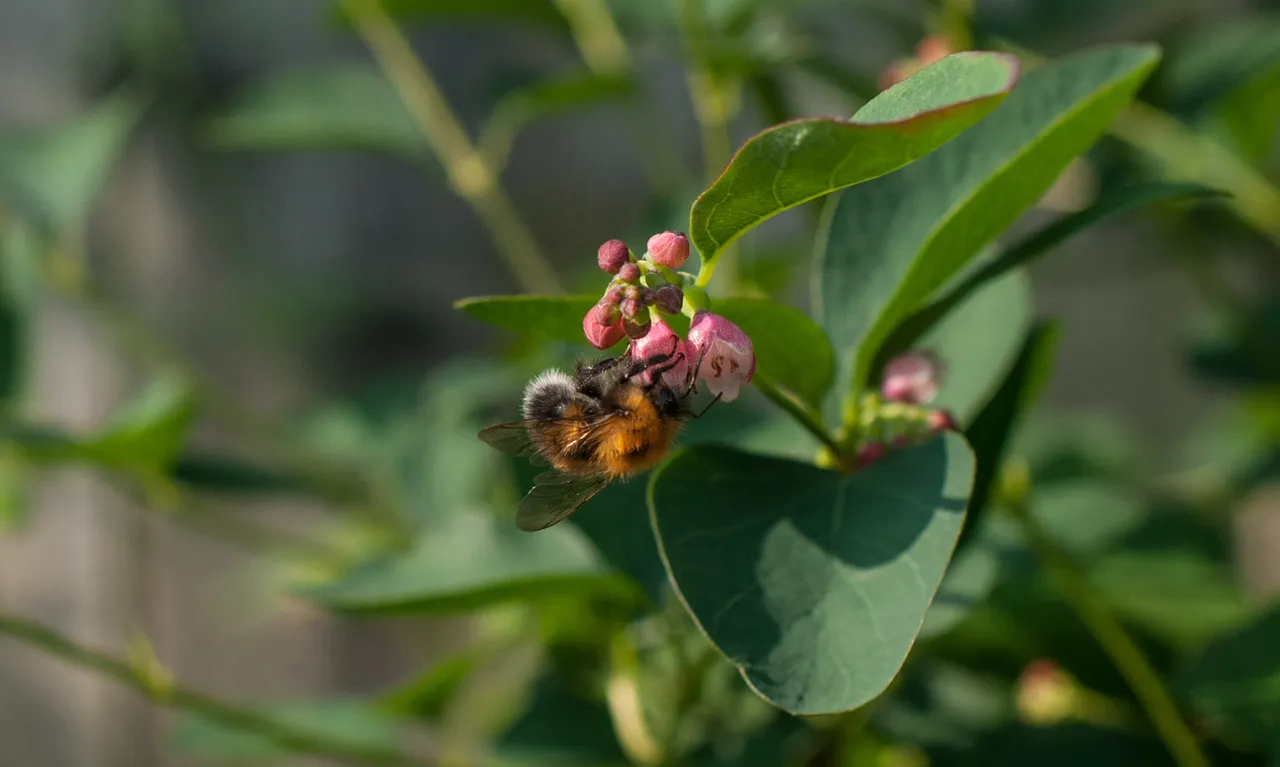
(0, 0, 1277, 766)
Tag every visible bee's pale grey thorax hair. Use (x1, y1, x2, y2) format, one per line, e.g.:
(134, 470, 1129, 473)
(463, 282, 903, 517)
(522, 369, 576, 420)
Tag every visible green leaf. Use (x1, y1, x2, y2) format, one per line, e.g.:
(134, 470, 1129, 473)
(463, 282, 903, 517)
(919, 519, 1005, 641)
(493, 673, 629, 767)
(380, 648, 484, 719)
(334, 0, 568, 29)
(1176, 607, 1280, 748)
(919, 270, 1031, 427)
(879, 183, 1225, 366)
(301, 509, 629, 613)
(1158, 12, 1280, 115)
(649, 433, 975, 715)
(455, 295, 599, 346)
(960, 322, 1061, 547)
(0, 90, 143, 233)
(90, 376, 197, 473)
(172, 698, 399, 764)
(713, 297, 834, 408)
(204, 64, 430, 160)
(170, 452, 311, 496)
(690, 51, 1019, 281)
(1091, 514, 1253, 649)
(479, 72, 634, 168)
(817, 44, 1160, 403)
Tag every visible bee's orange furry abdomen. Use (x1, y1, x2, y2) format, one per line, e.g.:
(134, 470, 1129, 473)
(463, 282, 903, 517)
(596, 385, 681, 477)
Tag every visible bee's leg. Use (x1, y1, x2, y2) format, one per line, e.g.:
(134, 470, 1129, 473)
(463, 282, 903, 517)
(683, 343, 708, 395)
(689, 392, 723, 419)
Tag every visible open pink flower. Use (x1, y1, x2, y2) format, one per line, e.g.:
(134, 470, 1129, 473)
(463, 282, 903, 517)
(687, 311, 755, 401)
(881, 350, 944, 405)
(631, 315, 693, 390)
(583, 301, 624, 349)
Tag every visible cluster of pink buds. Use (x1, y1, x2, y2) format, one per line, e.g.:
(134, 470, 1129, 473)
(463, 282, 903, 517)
(853, 350, 957, 469)
(583, 232, 756, 401)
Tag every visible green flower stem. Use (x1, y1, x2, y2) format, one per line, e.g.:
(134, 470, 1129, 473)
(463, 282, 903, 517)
(1008, 499, 1211, 767)
(0, 612, 432, 767)
(679, 0, 741, 291)
(341, 0, 562, 296)
(752, 376, 844, 458)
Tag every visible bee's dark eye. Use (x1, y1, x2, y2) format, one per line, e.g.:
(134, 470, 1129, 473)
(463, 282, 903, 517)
(655, 388, 677, 412)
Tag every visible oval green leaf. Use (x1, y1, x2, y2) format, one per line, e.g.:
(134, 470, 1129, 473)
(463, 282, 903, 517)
(689, 51, 1019, 281)
(204, 64, 430, 160)
(455, 295, 598, 345)
(301, 509, 631, 612)
(0, 90, 142, 234)
(649, 434, 975, 715)
(817, 44, 1161, 403)
(877, 182, 1224, 368)
(918, 269, 1032, 427)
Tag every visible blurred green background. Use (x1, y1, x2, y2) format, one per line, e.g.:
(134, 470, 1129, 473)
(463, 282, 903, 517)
(0, 0, 1277, 765)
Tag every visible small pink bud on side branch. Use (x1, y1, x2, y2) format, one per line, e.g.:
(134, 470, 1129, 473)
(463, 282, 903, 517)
(688, 311, 755, 401)
(618, 262, 641, 284)
(646, 231, 690, 269)
(881, 350, 944, 405)
(597, 239, 631, 274)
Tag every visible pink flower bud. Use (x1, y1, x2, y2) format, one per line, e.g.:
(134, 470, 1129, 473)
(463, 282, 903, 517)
(594, 300, 621, 326)
(632, 315, 692, 389)
(621, 297, 643, 320)
(583, 303, 624, 349)
(1016, 660, 1077, 725)
(927, 409, 957, 433)
(623, 316, 651, 339)
(597, 239, 631, 274)
(603, 287, 623, 306)
(654, 284, 684, 314)
(623, 285, 643, 302)
(856, 441, 887, 468)
(641, 288, 656, 306)
(687, 311, 755, 402)
(880, 350, 944, 405)
(646, 231, 690, 269)
(618, 262, 641, 284)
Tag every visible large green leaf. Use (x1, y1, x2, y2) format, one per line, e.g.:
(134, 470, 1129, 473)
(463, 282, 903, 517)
(301, 509, 630, 612)
(712, 297, 833, 408)
(455, 295, 598, 346)
(0, 90, 142, 233)
(1176, 608, 1280, 749)
(918, 270, 1031, 427)
(817, 44, 1160, 402)
(204, 64, 430, 160)
(649, 433, 975, 715)
(878, 182, 1225, 366)
(690, 52, 1019, 281)
(960, 322, 1061, 546)
(172, 698, 400, 764)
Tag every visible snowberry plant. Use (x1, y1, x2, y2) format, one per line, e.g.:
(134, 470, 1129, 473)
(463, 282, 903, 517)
(457, 43, 1185, 720)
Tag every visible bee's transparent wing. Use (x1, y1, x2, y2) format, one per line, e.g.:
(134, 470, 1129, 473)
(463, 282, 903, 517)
(477, 420, 545, 463)
(516, 470, 612, 531)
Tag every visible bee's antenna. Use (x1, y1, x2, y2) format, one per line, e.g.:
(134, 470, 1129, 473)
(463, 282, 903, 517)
(690, 391, 723, 419)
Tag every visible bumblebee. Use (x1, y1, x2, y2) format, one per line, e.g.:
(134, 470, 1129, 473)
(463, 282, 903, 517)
(479, 344, 717, 531)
